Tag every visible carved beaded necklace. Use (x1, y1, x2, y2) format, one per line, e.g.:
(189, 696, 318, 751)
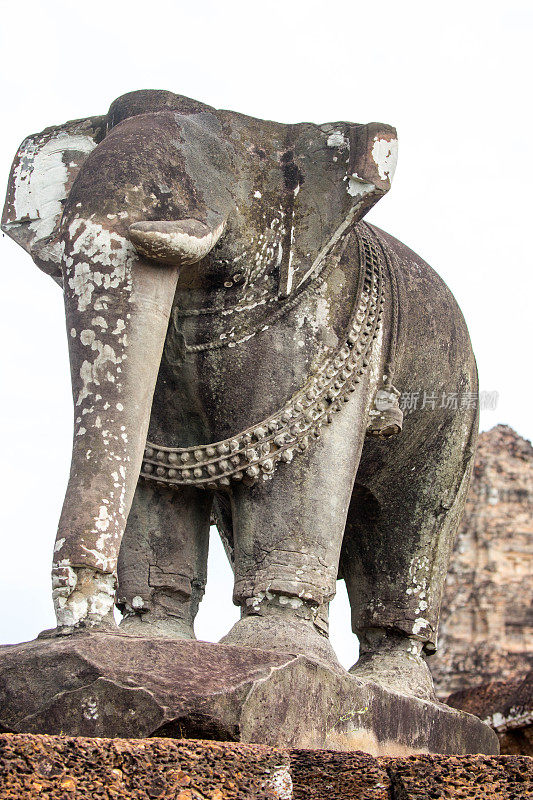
(140, 224, 393, 492)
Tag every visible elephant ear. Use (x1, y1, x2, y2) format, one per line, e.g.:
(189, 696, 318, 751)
(287, 121, 397, 295)
(1, 115, 106, 285)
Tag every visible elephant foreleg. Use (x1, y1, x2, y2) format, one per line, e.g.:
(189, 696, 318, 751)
(51, 221, 180, 631)
(220, 372, 374, 671)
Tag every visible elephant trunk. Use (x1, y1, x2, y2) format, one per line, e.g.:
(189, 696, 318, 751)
(129, 218, 225, 266)
(52, 215, 196, 629)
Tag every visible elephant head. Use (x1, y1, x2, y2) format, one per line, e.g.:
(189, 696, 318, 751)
(2, 89, 397, 630)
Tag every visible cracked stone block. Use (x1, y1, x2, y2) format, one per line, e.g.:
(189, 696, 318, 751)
(0, 632, 498, 755)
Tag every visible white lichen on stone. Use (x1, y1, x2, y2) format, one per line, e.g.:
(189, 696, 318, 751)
(327, 132, 347, 148)
(81, 697, 99, 721)
(267, 765, 293, 800)
(9, 132, 95, 241)
(371, 136, 398, 182)
(347, 175, 375, 199)
(413, 617, 430, 636)
(52, 567, 116, 627)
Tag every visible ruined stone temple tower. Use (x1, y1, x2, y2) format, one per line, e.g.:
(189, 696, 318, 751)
(431, 425, 533, 697)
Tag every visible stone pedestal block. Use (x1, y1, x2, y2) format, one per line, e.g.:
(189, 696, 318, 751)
(2, 734, 531, 799)
(0, 632, 498, 756)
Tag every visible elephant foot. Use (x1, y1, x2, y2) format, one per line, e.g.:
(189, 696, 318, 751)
(349, 629, 436, 702)
(51, 566, 117, 632)
(220, 593, 344, 674)
(118, 611, 195, 640)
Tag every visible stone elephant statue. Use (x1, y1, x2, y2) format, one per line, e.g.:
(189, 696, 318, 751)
(2, 90, 478, 700)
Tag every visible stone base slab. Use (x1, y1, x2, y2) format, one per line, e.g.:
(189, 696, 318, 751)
(0, 632, 498, 756)
(1, 734, 531, 799)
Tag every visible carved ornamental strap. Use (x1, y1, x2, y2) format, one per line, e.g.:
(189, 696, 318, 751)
(141, 229, 384, 491)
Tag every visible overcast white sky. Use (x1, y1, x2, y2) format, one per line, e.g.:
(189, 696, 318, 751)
(0, 0, 531, 665)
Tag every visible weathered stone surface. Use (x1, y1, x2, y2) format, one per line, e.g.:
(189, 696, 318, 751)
(383, 754, 533, 799)
(431, 425, 533, 697)
(447, 671, 533, 756)
(0, 734, 291, 800)
(288, 749, 390, 799)
(0, 734, 531, 799)
(0, 633, 498, 756)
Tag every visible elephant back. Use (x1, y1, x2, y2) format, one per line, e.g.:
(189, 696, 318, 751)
(106, 90, 215, 131)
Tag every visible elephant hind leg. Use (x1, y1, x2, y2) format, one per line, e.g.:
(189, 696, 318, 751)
(340, 402, 478, 699)
(116, 480, 212, 638)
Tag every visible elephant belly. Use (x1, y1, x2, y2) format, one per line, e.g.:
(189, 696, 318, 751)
(357, 223, 478, 488)
(375, 224, 476, 415)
